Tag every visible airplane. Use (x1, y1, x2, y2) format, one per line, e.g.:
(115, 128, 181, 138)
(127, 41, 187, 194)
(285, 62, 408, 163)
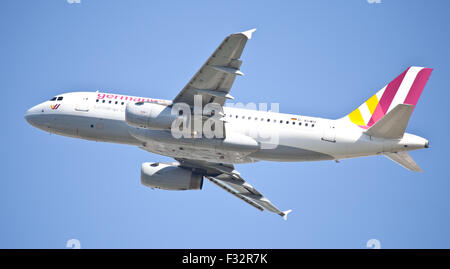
(25, 29, 432, 220)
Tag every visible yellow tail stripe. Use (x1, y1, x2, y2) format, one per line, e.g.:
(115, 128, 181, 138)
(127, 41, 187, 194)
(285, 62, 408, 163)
(366, 94, 379, 114)
(348, 108, 365, 126)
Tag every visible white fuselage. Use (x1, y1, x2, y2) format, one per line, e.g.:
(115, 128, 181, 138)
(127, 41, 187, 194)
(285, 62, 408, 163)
(25, 92, 428, 164)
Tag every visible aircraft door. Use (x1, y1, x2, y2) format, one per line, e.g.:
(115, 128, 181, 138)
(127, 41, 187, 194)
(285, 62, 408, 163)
(75, 96, 90, 112)
(321, 120, 336, 143)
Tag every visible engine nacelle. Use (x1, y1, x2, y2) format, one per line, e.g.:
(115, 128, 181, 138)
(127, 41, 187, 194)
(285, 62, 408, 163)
(141, 162, 203, 190)
(125, 102, 177, 130)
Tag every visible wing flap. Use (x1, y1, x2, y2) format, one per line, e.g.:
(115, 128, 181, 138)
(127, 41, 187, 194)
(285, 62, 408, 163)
(205, 173, 291, 220)
(206, 176, 264, 212)
(177, 159, 291, 220)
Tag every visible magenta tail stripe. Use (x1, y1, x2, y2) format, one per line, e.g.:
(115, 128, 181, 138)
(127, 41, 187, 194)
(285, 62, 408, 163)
(367, 68, 409, 125)
(367, 105, 384, 126)
(404, 68, 433, 109)
(378, 67, 409, 114)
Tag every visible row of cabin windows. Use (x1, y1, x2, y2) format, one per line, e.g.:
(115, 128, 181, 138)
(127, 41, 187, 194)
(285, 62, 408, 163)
(225, 114, 315, 127)
(93, 99, 314, 127)
(96, 99, 125, 105)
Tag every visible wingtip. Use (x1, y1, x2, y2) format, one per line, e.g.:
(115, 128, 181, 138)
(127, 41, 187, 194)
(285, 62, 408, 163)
(282, 209, 292, 221)
(413, 166, 423, 172)
(240, 28, 257, 39)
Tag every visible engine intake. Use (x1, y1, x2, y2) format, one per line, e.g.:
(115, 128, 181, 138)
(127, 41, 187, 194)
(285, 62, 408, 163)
(125, 102, 177, 130)
(141, 162, 203, 190)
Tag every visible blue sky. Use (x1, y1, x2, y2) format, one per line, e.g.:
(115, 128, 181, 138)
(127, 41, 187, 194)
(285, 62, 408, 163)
(1, 0, 449, 248)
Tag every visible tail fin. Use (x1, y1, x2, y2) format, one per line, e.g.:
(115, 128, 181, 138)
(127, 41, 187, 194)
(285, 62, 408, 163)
(345, 66, 433, 128)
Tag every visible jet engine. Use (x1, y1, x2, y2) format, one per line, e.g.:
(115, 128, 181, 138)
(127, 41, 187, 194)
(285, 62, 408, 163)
(125, 102, 177, 130)
(141, 162, 203, 190)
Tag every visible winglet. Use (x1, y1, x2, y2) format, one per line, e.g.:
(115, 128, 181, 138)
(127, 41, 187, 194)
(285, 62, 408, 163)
(282, 209, 292, 221)
(240, 28, 256, 40)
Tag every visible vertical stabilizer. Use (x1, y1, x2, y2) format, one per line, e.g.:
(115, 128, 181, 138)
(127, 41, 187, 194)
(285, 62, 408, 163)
(344, 67, 432, 129)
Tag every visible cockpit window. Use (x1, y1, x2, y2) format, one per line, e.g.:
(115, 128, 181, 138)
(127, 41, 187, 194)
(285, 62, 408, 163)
(57, 97, 63, 101)
(50, 97, 57, 101)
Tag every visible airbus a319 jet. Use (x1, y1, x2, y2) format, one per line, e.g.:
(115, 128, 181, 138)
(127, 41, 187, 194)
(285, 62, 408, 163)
(25, 29, 432, 219)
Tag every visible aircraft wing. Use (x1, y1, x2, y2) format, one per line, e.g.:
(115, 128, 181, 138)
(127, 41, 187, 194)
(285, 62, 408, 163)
(172, 29, 256, 108)
(177, 159, 292, 220)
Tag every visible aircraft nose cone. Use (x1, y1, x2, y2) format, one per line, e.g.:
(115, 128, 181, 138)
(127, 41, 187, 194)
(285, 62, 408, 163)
(25, 105, 42, 127)
(25, 110, 35, 126)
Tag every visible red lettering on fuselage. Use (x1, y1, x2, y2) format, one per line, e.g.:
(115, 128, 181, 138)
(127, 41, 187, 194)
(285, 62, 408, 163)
(96, 93, 169, 104)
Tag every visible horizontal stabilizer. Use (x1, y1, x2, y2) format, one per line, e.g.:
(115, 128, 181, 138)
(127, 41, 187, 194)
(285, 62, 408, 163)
(384, 151, 422, 172)
(365, 104, 413, 139)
